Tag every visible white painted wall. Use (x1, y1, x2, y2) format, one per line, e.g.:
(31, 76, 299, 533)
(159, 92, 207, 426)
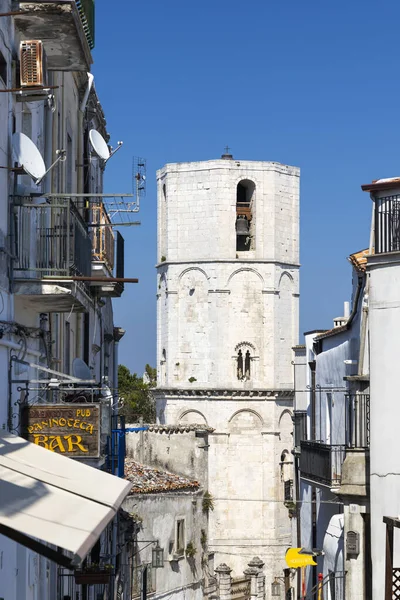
(368, 251, 400, 598)
(123, 491, 206, 600)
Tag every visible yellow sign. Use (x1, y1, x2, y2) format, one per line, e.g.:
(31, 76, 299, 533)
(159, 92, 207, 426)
(285, 548, 317, 568)
(22, 404, 100, 457)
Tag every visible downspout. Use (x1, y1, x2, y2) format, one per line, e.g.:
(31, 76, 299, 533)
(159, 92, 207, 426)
(80, 72, 94, 114)
(358, 277, 369, 376)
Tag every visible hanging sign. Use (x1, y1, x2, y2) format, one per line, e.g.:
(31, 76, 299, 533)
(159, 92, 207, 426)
(22, 404, 100, 458)
(285, 548, 317, 568)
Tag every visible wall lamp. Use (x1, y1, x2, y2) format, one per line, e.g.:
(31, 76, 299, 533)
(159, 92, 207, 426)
(134, 540, 164, 569)
(271, 576, 285, 596)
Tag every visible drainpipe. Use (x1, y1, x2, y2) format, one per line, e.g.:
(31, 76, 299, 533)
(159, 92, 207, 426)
(80, 72, 94, 114)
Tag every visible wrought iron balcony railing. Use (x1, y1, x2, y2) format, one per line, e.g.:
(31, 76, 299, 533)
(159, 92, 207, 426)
(374, 194, 400, 254)
(284, 479, 293, 502)
(345, 393, 370, 449)
(299, 441, 346, 487)
(12, 197, 92, 279)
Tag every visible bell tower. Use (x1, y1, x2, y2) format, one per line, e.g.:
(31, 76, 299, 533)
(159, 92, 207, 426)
(155, 153, 300, 584)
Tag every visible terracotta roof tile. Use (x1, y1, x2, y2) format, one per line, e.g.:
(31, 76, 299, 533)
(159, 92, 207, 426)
(125, 459, 200, 495)
(348, 249, 369, 272)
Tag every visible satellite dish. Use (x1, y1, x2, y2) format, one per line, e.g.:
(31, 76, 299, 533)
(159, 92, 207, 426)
(89, 129, 110, 160)
(89, 129, 123, 164)
(12, 132, 46, 181)
(72, 358, 92, 381)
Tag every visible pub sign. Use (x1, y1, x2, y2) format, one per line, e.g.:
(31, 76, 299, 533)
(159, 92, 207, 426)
(22, 404, 100, 458)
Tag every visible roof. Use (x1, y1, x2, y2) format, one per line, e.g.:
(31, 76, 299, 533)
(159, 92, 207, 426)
(314, 324, 348, 341)
(361, 177, 400, 193)
(146, 424, 214, 433)
(0, 430, 131, 568)
(348, 249, 369, 272)
(125, 459, 200, 495)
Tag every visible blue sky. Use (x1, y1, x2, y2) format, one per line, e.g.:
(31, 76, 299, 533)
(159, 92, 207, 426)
(93, 0, 400, 375)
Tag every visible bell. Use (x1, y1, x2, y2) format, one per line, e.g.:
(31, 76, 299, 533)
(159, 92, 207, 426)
(236, 215, 249, 235)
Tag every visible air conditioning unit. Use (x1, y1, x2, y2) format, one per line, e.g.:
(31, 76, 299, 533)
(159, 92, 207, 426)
(20, 40, 46, 87)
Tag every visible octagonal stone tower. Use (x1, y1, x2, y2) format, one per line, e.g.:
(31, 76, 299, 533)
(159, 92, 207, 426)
(155, 155, 300, 583)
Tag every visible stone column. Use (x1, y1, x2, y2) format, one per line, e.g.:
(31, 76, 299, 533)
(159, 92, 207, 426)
(244, 567, 258, 600)
(215, 563, 232, 600)
(248, 557, 265, 600)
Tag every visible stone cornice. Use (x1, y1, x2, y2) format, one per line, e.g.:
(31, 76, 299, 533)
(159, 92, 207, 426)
(153, 388, 294, 400)
(156, 259, 300, 268)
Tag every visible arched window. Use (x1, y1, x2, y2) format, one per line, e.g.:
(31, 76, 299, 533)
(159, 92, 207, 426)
(237, 350, 243, 379)
(236, 180, 255, 252)
(245, 350, 251, 378)
(237, 349, 251, 380)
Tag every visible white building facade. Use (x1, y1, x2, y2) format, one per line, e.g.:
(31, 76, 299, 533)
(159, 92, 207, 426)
(155, 155, 300, 591)
(0, 3, 133, 600)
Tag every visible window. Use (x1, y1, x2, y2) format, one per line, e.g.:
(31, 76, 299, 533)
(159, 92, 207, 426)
(244, 350, 251, 378)
(0, 49, 7, 86)
(236, 179, 255, 252)
(237, 349, 251, 380)
(237, 350, 243, 379)
(175, 519, 185, 555)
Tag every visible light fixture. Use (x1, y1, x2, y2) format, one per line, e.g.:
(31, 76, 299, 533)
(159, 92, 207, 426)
(152, 542, 164, 568)
(271, 577, 281, 596)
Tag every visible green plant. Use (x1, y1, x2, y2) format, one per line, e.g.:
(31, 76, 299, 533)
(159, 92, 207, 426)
(188, 376, 197, 383)
(161, 255, 166, 262)
(129, 512, 143, 524)
(202, 491, 214, 514)
(200, 529, 207, 549)
(185, 541, 197, 558)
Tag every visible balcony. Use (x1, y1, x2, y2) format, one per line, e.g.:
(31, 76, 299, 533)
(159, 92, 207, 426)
(13, 0, 94, 70)
(12, 196, 93, 312)
(299, 441, 345, 488)
(345, 393, 369, 449)
(91, 202, 124, 298)
(292, 410, 307, 453)
(374, 193, 400, 254)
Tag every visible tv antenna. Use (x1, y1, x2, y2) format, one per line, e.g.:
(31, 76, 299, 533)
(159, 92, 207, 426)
(89, 129, 123, 164)
(12, 132, 66, 185)
(133, 156, 146, 208)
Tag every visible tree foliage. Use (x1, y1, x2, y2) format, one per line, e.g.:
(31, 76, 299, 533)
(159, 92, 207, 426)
(118, 364, 156, 423)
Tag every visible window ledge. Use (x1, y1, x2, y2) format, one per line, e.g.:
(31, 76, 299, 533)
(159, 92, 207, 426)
(169, 553, 185, 562)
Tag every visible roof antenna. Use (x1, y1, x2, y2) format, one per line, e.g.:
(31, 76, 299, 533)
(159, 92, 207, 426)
(221, 145, 233, 159)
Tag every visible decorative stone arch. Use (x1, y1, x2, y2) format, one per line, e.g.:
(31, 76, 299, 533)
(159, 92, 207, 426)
(228, 408, 263, 425)
(228, 409, 264, 432)
(234, 341, 256, 352)
(178, 266, 210, 283)
(278, 408, 293, 427)
(278, 271, 294, 288)
(233, 174, 260, 188)
(178, 409, 208, 425)
(226, 267, 265, 289)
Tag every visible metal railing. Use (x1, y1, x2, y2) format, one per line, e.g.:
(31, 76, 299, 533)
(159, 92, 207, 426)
(76, 0, 95, 49)
(306, 571, 345, 600)
(293, 410, 307, 451)
(91, 201, 115, 272)
(345, 393, 370, 449)
(284, 479, 294, 502)
(13, 197, 92, 278)
(299, 441, 346, 487)
(374, 194, 400, 254)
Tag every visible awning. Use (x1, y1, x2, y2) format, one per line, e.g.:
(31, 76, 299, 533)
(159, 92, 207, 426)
(0, 430, 132, 568)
